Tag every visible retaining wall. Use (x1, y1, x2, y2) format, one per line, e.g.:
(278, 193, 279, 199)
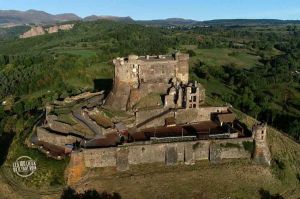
(80, 137, 253, 170)
(36, 127, 79, 146)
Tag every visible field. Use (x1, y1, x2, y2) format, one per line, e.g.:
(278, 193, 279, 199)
(195, 48, 262, 69)
(75, 161, 289, 199)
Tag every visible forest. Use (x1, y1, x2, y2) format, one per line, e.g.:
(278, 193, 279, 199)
(0, 20, 299, 142)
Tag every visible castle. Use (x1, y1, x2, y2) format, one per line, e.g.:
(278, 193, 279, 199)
(31, 52, 271, 169)
(105, 52, 205, 110)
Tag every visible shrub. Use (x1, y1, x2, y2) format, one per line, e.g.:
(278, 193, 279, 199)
(242, 141, 254, 153)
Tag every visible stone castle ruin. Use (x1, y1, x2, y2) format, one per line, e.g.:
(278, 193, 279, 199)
(32, 52, 272, 169)
(105, 52, 204, 110)
(252, 123, 271, 165)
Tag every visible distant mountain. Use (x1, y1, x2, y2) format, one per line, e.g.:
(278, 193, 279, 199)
(84, 15, 134, 22)
(1, 9, 300, 27)
(0, 9, 81, 25)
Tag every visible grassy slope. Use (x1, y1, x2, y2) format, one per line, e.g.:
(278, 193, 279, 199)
(0, 126, 69, 199)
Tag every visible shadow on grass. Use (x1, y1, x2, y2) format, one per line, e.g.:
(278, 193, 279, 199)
(0, 133, 15, 167)
(61, 187, 121, 199)
(259, 188, 284, 199)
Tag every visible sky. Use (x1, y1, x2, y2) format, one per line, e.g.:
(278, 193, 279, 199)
(0, 0, 300, 20)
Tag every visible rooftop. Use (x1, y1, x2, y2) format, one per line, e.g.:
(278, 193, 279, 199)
(217, 113, 236, 123)
(137, 55, 175, 62)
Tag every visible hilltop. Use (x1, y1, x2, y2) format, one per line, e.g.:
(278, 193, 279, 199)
(0, 9, 80, 26)
(0, 19, 299, 198)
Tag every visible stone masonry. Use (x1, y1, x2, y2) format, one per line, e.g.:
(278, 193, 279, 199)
(252, 123, 271, 165)
(81, 137, 253, 171)
(105, 52, 189, 111)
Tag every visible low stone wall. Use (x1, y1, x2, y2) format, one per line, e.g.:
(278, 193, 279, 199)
(47, 117, 73, 134)
(209, 138, 253, 163)
(136, 106, 229, 130)
(176, 106, 229, 123)
(136, 108, 174, 129)
(36, 127, 79, 147)
(80, 137, 253, 170)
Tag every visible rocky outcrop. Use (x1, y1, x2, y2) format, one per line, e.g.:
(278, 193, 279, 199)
(46, 24, 74, 33)
(20, 26, 45, 38)
(20, 24, 74, 38)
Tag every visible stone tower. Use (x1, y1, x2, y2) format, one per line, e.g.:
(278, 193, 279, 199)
(106, 52, 190, 111)
(175, 52, 189, 84)
(252, 123, 271, 165)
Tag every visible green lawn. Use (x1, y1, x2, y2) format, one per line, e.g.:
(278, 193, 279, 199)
(1, 123, 69, 191)
(194, 48, 261, 69)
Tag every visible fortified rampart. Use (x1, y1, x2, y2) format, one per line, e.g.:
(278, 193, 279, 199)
(81, 137, 253, 171)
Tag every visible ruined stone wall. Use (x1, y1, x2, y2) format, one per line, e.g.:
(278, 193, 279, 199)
(81, 138, 252, 170)
(135, 108, 174, 129)
(136, 106, 229, 130)
(113, 57, 184, 87)
(252, 123, 271, 165)
(209, 138, 253, 163)
(46, 115, 73, 134)
(139, 61, 177, 84)
(107, 53, 189, 110)
(127, 83, 169, 109)
(175, 53, 189, 84)
(176, 106, 229, 124)
(36, 127, 80, 146)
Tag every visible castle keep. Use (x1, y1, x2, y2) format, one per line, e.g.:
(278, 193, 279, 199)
(32, 52, 272, 170)
(106, 52, 198, 110)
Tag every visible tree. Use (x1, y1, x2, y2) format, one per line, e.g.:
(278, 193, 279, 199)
(288, 120, 300, 141)
(60, 187, 122, 199)
(187, 49, 196, 57)
(13, 101, 24, 115)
